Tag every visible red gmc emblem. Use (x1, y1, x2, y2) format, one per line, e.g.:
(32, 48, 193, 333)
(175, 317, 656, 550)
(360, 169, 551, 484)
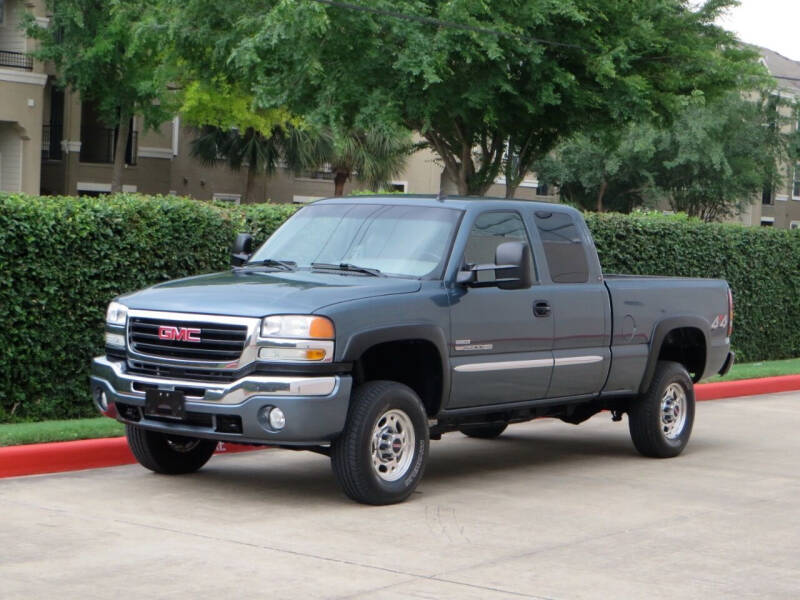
(158, 325, 202, 343)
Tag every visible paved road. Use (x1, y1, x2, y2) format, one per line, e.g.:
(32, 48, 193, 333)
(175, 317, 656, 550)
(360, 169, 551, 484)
(1, 392, 798, 600)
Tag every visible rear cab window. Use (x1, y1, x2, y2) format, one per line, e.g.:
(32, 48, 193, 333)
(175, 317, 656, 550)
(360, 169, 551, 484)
(533, 211, 589, 284)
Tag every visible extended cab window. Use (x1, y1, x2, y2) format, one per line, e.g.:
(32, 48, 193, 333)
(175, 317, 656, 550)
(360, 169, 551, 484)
(464, 211, 534, 281)
(534, 212, 589, 283)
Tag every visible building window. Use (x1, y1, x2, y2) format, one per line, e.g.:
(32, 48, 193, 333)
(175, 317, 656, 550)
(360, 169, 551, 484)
(0, 0, 5, 26)
(534, 211, 589, 284)
(762, 186, 773, 205)
(388, 181, 407, 193)
(794, 166, 800, 199)
(790, 221, 800, 230)
(536, 182, 549, 196)
(760, 217, 775, 227)
(212, 193, 241, 205)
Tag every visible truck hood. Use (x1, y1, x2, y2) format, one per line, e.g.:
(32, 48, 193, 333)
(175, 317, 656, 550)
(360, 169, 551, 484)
(119, 270, 422, 317)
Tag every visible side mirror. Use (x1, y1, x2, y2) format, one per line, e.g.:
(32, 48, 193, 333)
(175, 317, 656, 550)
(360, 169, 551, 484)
(456, 242, 532, 290)
(494, 241, 533, 290)
(231, 233, 253, 267)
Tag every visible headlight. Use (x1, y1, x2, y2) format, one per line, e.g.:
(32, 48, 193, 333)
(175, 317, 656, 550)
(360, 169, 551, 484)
(259, 315, 335, 363)
(106, 301, 128, 326)
(261, 315, 334, 339)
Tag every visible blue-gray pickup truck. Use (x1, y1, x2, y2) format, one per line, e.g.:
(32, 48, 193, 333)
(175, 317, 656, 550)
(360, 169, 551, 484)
(91, 196, 734, 504)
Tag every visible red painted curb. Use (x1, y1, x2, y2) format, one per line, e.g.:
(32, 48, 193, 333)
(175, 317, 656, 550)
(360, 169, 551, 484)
(695, 374, 800, 401)
(0, 437, 264, 479)
(2, 376, 799, 479)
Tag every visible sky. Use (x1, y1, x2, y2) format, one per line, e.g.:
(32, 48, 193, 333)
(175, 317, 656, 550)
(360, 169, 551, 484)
(716, 0, 800, 61)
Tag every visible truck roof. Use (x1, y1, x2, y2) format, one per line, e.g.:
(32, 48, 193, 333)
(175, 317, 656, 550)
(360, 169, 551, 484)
(316, 194, 577, 215)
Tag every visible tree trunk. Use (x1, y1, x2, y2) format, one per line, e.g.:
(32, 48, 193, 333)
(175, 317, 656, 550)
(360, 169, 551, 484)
(597, 179, 608, 212)
(244, 163, 258, 202)
(334, 170, 349, 196)
(111, 116, 130, 194)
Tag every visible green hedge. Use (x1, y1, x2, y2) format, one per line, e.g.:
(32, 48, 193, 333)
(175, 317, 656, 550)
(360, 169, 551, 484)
(0, 195, 797, 422)
(0, 194, 296, 422)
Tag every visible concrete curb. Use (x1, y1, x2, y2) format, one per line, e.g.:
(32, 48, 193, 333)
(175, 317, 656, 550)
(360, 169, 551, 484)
(0, 438, 264, 479)
(2, 374, 799, 479)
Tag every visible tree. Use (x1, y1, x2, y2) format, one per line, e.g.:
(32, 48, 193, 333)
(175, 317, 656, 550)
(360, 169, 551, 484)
(26, 0, 177, 192)
(164, 0, 764, 196)
(181, 82, 292, 201)
(283, 124, 414, 196)
(536, 91, 798, 220)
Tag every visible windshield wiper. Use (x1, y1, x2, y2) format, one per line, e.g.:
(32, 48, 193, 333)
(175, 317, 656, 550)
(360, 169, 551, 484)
(247, 258, 297, 271)
(311, 262, 384, 277)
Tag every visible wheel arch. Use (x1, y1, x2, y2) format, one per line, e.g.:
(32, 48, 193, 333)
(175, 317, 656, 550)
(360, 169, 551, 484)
(340, 325, 450, 417)
(639, 316, 709, 394)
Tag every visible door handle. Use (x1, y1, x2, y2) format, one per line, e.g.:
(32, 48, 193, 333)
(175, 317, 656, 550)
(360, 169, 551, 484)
(534, 301, 551, 317)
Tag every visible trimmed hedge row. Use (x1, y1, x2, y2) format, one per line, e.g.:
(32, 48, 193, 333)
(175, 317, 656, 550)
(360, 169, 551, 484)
(0, 195, 797, 422)
(0, 194, 297, 422)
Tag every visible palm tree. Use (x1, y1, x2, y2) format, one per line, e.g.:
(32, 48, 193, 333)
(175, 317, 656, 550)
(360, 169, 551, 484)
(190, 126, 283, 202)
(283, 125, 414, 196)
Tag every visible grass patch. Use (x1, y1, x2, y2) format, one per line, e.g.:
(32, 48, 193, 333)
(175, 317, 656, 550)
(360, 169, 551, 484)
(0, 417, 124, 447)
(707, 357, 800, 383)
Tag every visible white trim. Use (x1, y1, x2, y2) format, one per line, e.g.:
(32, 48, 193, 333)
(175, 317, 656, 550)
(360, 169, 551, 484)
(760, 217, 775, 227)
(171, 116, 180, 156)
(389, 180, 407, 192)
(0, 69, 48, 86)
(77, 182, 137, 193)
(494, 175, 539, 189)
(137, 146, 173, 160)
(553, 355, 604, 367)
(212, 192, 241, 204)
(62, 140, 81, 153)
(776, 195, 789, 202)
(790, 221, 800, 230)
(35, 16, 50, 28)
(454, 358, 554, 373)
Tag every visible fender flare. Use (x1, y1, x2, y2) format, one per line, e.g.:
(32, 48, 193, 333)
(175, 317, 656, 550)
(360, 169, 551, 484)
(639, 315, 710, 394)
(340, 324, 451, 413)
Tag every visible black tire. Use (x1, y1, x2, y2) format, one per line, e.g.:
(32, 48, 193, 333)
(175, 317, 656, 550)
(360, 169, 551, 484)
(331, 381, 429, 505)
(628, 361, 695, 458)
(459, 422, 508, 439)
(126, 424, 217, 474)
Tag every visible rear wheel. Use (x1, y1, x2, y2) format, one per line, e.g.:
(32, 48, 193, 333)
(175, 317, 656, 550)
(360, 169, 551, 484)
(459, 423, 508, 439)
(628, 361, 695, 458)
(331, 381, 429, 505)
(126, 425, 217, 474)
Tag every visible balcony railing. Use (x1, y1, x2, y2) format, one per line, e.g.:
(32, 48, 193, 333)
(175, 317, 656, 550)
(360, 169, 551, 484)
(0, 50, 33, 71)
(42, 125, 63, 160)
(80, 128, 138, 165)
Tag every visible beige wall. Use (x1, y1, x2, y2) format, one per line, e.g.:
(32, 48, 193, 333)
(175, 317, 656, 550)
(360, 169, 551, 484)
(0, 78, 45, 194)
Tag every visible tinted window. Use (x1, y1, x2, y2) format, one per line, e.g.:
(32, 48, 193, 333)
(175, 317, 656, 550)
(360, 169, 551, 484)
(534, 212, 589, 283)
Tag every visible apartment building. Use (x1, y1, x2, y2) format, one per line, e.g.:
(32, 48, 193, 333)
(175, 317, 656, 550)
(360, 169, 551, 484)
(0, 0, 47, 195)
(738, 47, 800, 230)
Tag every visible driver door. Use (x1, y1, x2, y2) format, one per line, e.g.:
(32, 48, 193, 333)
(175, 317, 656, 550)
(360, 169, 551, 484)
(447, 210, 554, 409)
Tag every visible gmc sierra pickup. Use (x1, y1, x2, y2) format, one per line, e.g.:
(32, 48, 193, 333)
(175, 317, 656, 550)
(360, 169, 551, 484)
(91, 196, 734, 504)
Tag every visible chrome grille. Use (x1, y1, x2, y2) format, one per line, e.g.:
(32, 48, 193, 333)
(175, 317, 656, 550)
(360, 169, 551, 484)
(128, 317, 248, 362)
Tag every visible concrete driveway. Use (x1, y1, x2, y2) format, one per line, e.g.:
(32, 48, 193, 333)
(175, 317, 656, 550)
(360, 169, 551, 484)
(1, 392, 798, 600)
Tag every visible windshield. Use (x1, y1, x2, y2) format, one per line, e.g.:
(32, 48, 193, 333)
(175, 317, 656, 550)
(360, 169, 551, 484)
(249, 203, 461, 278)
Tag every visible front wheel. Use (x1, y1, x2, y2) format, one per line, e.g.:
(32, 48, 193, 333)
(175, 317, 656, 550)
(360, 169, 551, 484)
(628, 361, 695, 458)
(331, 381, 429, 505)
(126, 425, 217, 474)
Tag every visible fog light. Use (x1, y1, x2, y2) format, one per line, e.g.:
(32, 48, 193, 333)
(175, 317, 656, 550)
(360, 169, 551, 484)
(268, 407, 286, 430)
(95, 389, 108, 411)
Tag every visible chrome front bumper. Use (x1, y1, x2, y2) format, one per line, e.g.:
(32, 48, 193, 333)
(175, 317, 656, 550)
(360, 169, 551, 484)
(90, 356, 352, 445)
